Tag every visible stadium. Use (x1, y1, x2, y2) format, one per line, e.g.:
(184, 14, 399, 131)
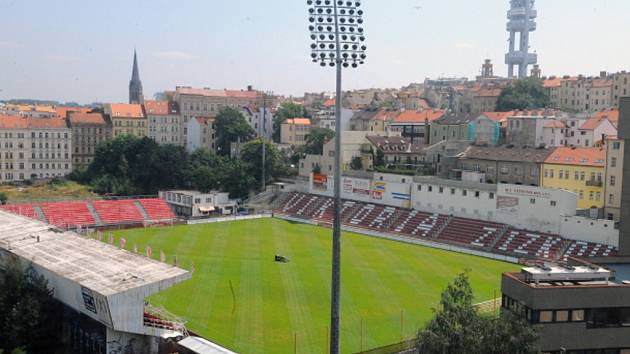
(0, 179, 621, 354)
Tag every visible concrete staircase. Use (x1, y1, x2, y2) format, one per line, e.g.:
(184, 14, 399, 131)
(33, 206, 48, 224)
(134, 200, 150, 221)
(86, 201, 103, 226)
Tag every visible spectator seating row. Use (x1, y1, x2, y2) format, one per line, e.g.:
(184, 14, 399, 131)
(40, 201, 95, 228)
(276, 192, 618, 262)
(138, 199, 176, 220)
(1, 198, 176, 229)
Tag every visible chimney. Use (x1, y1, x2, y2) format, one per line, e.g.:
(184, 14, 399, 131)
(247, 85, 254, 92)
(618, 97, 630, 255)
(600, 71, 607, 79)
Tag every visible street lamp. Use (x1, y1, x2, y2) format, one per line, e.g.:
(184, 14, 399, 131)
(307, 1, 366, 353)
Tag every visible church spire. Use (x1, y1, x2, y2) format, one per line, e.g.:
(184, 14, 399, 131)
(129, 49, 144, 104)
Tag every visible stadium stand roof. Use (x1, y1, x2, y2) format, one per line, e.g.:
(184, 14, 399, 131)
(0, 210, 189, 297)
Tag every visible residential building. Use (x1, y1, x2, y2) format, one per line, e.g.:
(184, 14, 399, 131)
(104, 103, 147, 138)
(604, 138, 623, 221)
(471, 112, 514, 146)
(173, 86, 264, 143)
(0, 104, 56, 118)
(387, 109, 446, 144)
(186, 117, 216, 153)
(612, 71, 630, 108)
(506, 110, 567, 147)
(67, 112, 112, 170)
(429, 112, 475, 145)
(458, 145, 553, 186)
(0, 115, 72, 182)
(471, 88, 502, 114)
(542, 147, 606, 209)
(543, 77, 563, 109)
(144, 100, 183, 146)
(299, 131, 380, 177)
(502, 261, 630, 353)
(349, 109, 397, 132)
(576, 114, 617, 147)
(240, 106, 273, 139)
(55, 106, 92, 119)
(280, 118, 311, 146)
(159, 190, 237, 217)
(559, 75, 613, 112)
(366, 135, 426, 169)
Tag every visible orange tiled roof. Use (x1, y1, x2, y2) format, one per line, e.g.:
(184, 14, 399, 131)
(27, 117, 68, 129)
(580, 116, 611, 131)
(323, 98, 335, 108)
(544, 147, 605, 167)
(543, 78, 562, 88)
(393, 110, 446, 124)
(144, 100, 179, 116)
(108, 104, 144, 119)
(543, 121, 566, 129)
(285, 118, 311, 125)
(481, 111, 516, 122)
(55, 106, 91, 119)
(0, 115, 28, 129)
(591, 110, 619, 126)
(374, 110, 399, 122)
(68, 112, 108, 126)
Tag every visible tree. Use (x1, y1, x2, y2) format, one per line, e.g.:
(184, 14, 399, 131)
(0, 258, 64, 354)
(374, 149, 385, 167)
(0, 192, 7, 205)
(304, 127, 334, 155)
(214, 107, 255, 156)
(416, 272, 539, 354)
(350, 156, 363, 170)
(496, 77, 549, 111)
(273, 102, 309, 142)
(240, 138, 284, 188)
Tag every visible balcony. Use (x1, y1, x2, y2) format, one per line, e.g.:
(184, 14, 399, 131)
(586, 180, 603, 187)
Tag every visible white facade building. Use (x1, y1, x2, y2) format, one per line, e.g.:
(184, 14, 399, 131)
(160, 190, 237, 217)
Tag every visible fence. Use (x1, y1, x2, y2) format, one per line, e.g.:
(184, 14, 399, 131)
(187, 212, 272, 225)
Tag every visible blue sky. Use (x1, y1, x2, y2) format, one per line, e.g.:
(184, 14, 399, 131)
(1, 0, 629, 104)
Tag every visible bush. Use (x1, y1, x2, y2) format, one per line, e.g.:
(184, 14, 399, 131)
(0, 192, 7, 205)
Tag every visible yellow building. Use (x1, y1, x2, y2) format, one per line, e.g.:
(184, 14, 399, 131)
(104, 103, 147, 138)
(280, 118, 311, 146)
(542, 147, 606, 209)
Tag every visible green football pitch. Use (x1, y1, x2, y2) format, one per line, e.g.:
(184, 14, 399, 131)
(111, 218, 519, 354)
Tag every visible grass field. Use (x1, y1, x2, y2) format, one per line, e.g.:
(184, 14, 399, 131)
(0, 181, 95, 203)
(111, 218, 519, 354)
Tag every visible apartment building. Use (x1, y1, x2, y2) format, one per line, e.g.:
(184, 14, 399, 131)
(104, 103, 147, 138)
(429, 112, 475, 145)
(144, 100, 183, 146)
(604, 138, 623, 221)
(458, 145, 553, 186)
(0, 115, 72, 182)
(280, 118, 311, 146)
(612, 71, 630, 108)
(542, 147, 606, 209)
(506, 110, 567, 147)
(67, 112, 112, 170)
(173, 86, 264, 143)
(387, 109, 446, 144)
(559, 75, 613, 112)
(240, 106, 273, 139)
(186, 117, 216, 153)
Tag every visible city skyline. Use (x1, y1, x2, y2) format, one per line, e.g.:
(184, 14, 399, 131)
(0, 0, 629, 104)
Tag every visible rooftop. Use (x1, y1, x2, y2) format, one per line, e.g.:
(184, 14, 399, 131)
(544, 147, 605, 167)
(175, 86, 260, 99)
(68, 112, 108, 126)
(0, 210, 190, 297)
(107, 103, 145, 118)
(284, 118, 311, 125)
(462, 145, 554, 163)
(366, 135, 424, 154)
(393, 109, 446, 124)
(144, 100, 179, 116)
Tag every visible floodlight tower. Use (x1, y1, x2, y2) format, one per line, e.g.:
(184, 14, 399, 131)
(307, 1, 366, 353)
(505, 0, 537, 79)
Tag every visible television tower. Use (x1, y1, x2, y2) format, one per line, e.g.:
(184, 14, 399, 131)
(505, 0, 537, 79)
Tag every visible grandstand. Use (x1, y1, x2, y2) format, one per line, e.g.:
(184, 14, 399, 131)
(276, 192, 618, 262)
(0, 197, 176, 229)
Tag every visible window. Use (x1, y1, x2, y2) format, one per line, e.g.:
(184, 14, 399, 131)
(610, 194, 615, 204)
(612, 157, 617, 168)
(550, 201, 557, 207)
(530, 198, 535, 204)
(462, 190, 467, 196)
(475, 191, 480, 198)
(417, 185, 422, 191)
(611, 176, 616, 186)
(489, 193, 495, 199)
(539, 311, 553, 323)
(613, 141, 621, 150)
(428, 186, 432, 192)
(555, 310, 569, 322)
(589, 191, 594, 200)
(439, 187, 444, 194)
(574, 171, 579, 180)
(559, 170, 564, 179)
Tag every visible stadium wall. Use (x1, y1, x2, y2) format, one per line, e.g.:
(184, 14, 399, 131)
(560, 216, 618, 247)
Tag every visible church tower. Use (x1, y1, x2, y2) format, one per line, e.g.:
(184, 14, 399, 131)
(129, 50, 144, 104)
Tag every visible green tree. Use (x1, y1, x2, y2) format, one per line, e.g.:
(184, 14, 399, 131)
(417, 272, 539, 354)
(214, 107, 255, 155)
(0, 192, 7, 205)
(304, 127, 334, 155)
(273, 102, 309, 142)
(240, 138, 284, 188)
(0, 258, 64, 354)
(374, 149, 385, 167)
(496, 77, 549, 111)
(350, 156, 363, 170)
